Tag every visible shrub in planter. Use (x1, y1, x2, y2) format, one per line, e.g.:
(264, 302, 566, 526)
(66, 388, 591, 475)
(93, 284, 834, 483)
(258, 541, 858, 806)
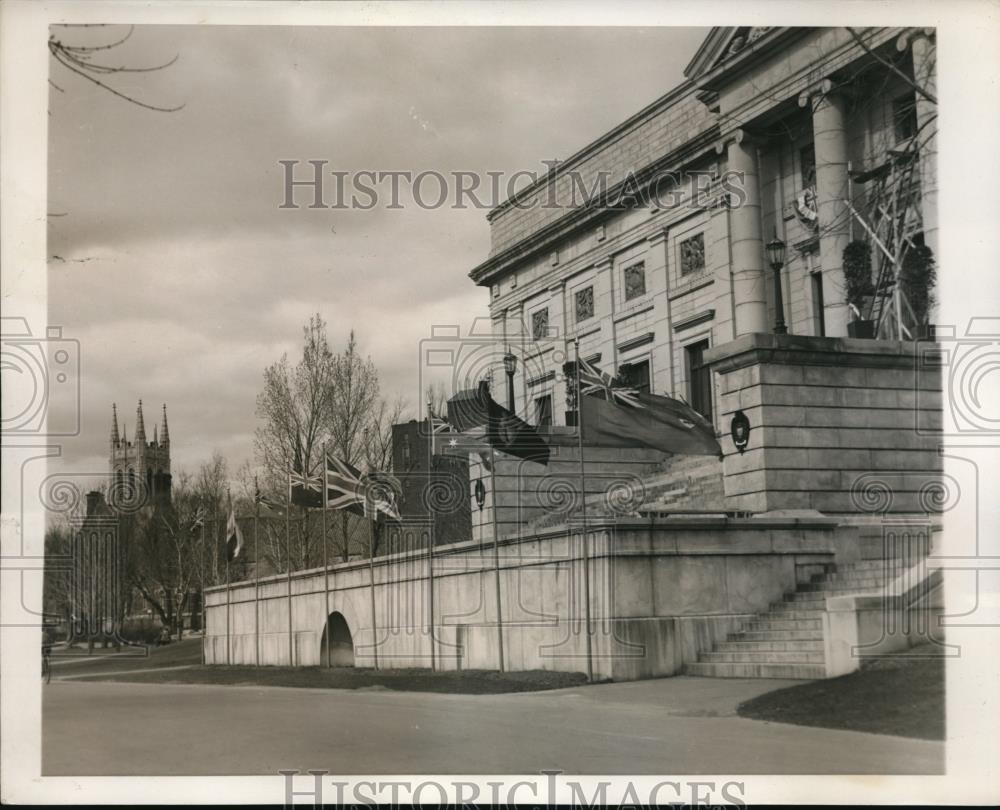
(843, 240, 876, 337)
(899, 244, 937, 329)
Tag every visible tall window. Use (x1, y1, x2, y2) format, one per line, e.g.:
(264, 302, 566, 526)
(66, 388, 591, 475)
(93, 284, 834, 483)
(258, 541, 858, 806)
(618, 359, 651, 394)
(811, 271, 826, 337)
(685, 340, 713, 422)
(623, 261, 646, 301)
(531, 307, 549, 340)
(893, 93, 918, 143)
(800, 143, 817, 188)
(534, 394, 553, 427)
(679, 233, 705, 276)
(575, 286, 594, 322)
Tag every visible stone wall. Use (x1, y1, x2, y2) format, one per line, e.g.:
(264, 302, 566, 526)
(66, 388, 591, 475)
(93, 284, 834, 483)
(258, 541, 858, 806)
(706, 333, 943, 514)
(204, 514, 860, 681)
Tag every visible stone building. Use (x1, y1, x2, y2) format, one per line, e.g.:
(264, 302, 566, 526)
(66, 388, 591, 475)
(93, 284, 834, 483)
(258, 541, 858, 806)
(109, 400, 173, 509)
(470, 26, 937, 434)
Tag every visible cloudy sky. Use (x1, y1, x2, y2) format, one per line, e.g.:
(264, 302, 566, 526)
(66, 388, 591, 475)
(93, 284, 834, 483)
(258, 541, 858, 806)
(48, 24, 705, 480)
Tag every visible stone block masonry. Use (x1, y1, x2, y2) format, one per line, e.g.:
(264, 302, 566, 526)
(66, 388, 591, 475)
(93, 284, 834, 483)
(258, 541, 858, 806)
(705, 333, 943, 515)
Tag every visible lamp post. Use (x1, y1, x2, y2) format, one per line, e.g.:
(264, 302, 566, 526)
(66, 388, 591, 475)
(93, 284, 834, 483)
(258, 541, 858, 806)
(502, 348, 517, 412)
(766, 233, 787, 335)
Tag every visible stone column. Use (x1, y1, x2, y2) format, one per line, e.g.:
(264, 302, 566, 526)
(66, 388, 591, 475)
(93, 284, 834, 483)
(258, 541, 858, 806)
(899, 29, 937, 262)
(800, 79, 850, 337)
(718, 130, 767, 335)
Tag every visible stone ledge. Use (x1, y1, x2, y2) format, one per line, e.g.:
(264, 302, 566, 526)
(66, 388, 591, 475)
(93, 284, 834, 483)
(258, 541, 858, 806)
(705, 332, 937, 373)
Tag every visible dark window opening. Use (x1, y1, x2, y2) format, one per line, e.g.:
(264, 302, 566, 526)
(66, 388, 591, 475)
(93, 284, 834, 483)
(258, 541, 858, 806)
(618, 359, 651, 395)
(811, 271, 826, 336)
(893, 93, 918, 143)
(534, 395, 553, 427)
(685, 340, 713, 422)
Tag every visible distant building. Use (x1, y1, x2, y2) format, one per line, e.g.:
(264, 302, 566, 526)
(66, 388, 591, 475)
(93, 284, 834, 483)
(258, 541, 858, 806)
(109, 400, 172, 509)
(391, 419, 471, 546)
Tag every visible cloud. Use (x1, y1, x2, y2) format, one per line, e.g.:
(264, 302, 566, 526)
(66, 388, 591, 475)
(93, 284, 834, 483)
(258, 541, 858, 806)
(47, 24, 704, 479)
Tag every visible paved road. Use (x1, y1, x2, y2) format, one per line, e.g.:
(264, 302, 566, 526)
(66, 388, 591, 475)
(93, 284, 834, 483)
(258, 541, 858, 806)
(43, 678, 943, 775)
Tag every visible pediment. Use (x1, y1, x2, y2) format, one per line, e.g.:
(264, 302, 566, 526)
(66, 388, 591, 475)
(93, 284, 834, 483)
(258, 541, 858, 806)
(684, 26, 775, 81)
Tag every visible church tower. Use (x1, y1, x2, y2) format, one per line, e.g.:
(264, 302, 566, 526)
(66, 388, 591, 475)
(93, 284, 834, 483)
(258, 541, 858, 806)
(109, 401, 172, 508)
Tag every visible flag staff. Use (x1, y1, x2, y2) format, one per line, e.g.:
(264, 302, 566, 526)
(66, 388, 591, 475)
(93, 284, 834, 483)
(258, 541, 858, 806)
(368, 497, 380, 670)
(225, 491, 232, 667)
(285, 472, 294, 667)
(253, 478, 260, 668)
(322, 444, 331, 668)
(574, 338, 594, 683)
(199, 512, 206, 666)
(426, 401, 437, 671)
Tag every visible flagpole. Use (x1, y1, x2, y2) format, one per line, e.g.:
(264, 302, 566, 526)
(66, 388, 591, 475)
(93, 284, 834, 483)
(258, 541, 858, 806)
(322, 444, 331, 668)
(286, 472, 294, 667)
(368, 503, 380, 670)
(426, 402, 437, 671)
(199, 516, 206, 666)
(489, 442, 505, 673)
(226, 492, 232, 667)
(574, 338, 594, 683)
(254, 478, 260, 668)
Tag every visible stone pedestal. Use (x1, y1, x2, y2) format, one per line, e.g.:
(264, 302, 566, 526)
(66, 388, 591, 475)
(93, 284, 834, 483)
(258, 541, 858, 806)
(705, 333, 943, 515)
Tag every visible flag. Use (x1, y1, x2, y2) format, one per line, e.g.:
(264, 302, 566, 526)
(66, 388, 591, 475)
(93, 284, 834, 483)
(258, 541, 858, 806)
(226, 508, 244, 562)
(446, 381, 550, 465)
(363, 469, 402, 522)
(324, 454, 366, 516)
(190, 507, 206, 529)
(289, 467, 323, 508)
(568, 359, 722, 457)
(254, 488, 285, 514)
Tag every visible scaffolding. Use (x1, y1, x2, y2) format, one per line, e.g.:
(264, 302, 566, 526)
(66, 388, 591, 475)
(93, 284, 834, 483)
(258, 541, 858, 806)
(845, 146, 924, 340)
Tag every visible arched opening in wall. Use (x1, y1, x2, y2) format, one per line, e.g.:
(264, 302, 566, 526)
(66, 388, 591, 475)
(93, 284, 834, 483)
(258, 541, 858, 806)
(320, 612, 355, 667)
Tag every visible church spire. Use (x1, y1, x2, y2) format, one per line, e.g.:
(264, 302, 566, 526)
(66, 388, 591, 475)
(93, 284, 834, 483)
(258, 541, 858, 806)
(110, 403, 120, 447)
(135, 400, 146, 444)
(160, 404, 170, 447)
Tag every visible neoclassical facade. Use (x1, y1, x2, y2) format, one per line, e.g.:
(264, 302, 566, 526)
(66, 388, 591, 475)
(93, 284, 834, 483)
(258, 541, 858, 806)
(469, 27, 937, 431)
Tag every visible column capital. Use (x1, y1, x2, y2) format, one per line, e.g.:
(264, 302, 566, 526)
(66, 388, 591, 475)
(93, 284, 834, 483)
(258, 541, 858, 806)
(896, 27, 935, 53)
(714, 128, 756, 155)
(797, 78, 840, 109)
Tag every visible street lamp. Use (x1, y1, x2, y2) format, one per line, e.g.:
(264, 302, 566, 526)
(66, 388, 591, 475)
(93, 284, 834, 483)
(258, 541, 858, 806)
(766, 233, 788, 335)
(503, 348, 517, 412)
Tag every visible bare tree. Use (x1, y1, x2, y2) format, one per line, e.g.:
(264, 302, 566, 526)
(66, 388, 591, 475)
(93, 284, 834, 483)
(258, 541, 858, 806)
(425, 381, 449, 420)
(48, 24, 183, 113)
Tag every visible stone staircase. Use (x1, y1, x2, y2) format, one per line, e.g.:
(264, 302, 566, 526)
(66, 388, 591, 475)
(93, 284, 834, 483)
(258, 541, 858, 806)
(685, 557, 912, 679)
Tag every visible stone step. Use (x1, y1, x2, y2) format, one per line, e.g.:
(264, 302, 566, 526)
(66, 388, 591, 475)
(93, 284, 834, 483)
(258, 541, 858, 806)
(772, 597, 827, 611)
(729, 629, 823, 642)
(685, 661, 826, 679)
(813, 570, 898, 585)
(699, 650, 825, 664)
(799, 578, 885, 593)
(744, 617, 822, 632)
(840, 559, 912, 574)
(760, 607, 825, 621)
(717, 639, 824, 653)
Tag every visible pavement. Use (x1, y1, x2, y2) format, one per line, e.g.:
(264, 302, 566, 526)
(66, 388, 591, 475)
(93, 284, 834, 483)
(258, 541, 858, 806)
(42, 677, 944, 776)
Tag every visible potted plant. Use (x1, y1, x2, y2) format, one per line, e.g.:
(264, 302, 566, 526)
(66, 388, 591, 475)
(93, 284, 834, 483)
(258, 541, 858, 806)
(899, 243, 936, 340)
(843, 240, 876, 338)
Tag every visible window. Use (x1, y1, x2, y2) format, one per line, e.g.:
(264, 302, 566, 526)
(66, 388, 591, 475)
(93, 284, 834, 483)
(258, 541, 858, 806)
(618, 359, 651, 394)
(800, 144, 817, 189)
(679, 233, 705, 276)
(531, 307, 549, 340)
(811, 271, 826, 337)
(685, 340, 713, 422)
(623, 261, 647, 301)
(893, 93, 918, 143)
(574, 286, 594, 322)
(534, 394, 553, 427)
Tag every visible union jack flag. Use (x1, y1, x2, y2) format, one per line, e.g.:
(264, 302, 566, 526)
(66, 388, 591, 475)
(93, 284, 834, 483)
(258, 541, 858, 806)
(575, 356, 644, 409)
(254, 488, 285, 514)
(289, 467, 323, 508)
(324, 454, 366, 514)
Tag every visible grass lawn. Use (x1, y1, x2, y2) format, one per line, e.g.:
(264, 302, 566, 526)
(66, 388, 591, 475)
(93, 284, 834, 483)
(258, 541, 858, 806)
(70, 663, 589, 694)
(737, 644, 945, 740)
(51, 637, 202, 676)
